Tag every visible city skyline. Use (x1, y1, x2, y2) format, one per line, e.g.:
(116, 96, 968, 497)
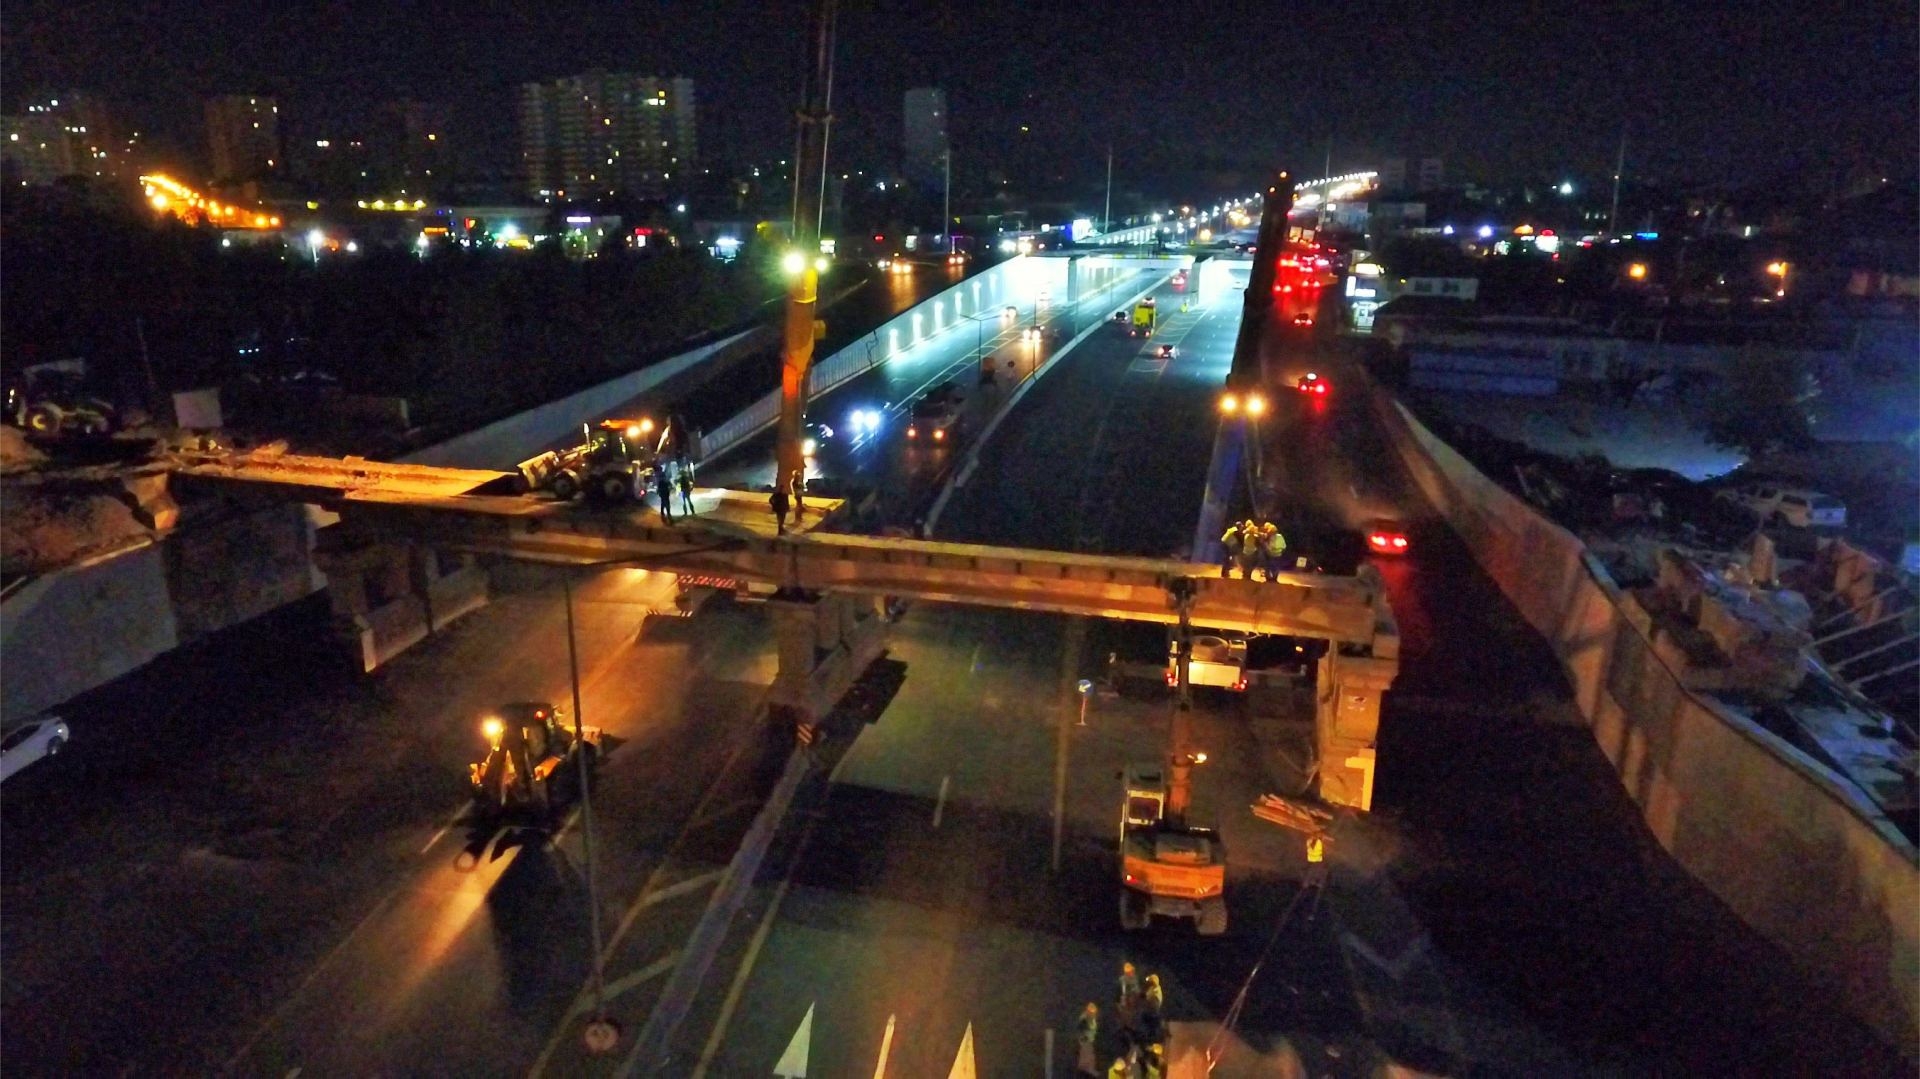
(4, 0, 1915, 194)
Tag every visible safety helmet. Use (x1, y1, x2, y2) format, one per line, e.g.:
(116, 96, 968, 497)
(1122, 962, 1135, 974)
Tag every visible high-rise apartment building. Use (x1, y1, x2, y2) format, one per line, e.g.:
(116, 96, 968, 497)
(2, 92, 134, 187)
(518, 72, 695, 200)
(205, 94, 281, 184)
(902, 87, 947, 189)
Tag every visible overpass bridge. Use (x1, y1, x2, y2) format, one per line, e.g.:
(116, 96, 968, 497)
(169, 447, 1398, 809)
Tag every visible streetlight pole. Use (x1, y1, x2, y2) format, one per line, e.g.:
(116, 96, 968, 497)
(1607, 124, 1627, 237)
(561, 568, 613, 1052)
(1103, 145, 1113, 236)
(943, 145, 952, 253)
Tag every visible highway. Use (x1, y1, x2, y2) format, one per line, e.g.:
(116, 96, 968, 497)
(655, 262, 1907, 1076)
(2, 249, 1900, 1075)
(699, 255, 1163, 512)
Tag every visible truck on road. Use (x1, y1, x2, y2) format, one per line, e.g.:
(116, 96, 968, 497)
(1129, 299, 1158, 338)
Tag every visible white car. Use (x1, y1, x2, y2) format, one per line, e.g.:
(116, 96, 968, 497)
(1714, 483, 1847, 529)
(0, 715, 69, 783)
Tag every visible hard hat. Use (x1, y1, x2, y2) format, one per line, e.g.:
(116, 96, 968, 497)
(1151, 1044, 1165, 1054)
(1145, 973, 1160, 985)
(1122, 962, 1135, 974)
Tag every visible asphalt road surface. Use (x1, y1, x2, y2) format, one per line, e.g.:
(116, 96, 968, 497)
(0, 563, 791, 1075)
(658, 266, 1907, 1076)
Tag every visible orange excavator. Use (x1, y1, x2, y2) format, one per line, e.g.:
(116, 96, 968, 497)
(1119, 581, 1229, 935)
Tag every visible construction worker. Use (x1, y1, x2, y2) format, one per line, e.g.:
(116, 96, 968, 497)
(789, 469, 807, 519)
(677, 466, 696, 517)
(1106, 1057, 1131, 1079)
(1117, 961, 1141, 1025)
(1219, 520, 1243, 577)
(654, 468, 676, 525)
(1260, 520, 1288, 582)
(1075, 1003, 1100, 1076)
(1142, 1043, 1166, 1079)
(769, 483, 790, 535)
(1238, 519, 1262, 579)
(1142, 973, 1165, 1044)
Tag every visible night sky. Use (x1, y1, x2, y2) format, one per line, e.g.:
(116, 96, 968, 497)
(4, 0, 1915, 191)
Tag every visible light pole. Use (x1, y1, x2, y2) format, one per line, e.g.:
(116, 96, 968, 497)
(560, 567, 615, 1054)
(943, 145, 952, 253)
(1103, 145, 1113, 236)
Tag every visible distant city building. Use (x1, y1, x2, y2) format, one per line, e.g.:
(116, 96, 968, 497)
(902, 87, 947, 189)
(2, 92, 135, 187)
(1382, 157, 1444, 193)
(370, 99, 453, 196)
(205, 94, 282, 185)
(518, 72, 696, 200)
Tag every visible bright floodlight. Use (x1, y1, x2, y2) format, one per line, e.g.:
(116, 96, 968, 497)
(1245, 394, 1267, 417)
(307, 229, 324, 248)
(782, 250, 806, 275)
(1219, 393, 1239, 414)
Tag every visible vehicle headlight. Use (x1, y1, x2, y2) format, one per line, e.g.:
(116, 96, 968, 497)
(801, 438, 818, 457)
(481, 717, 504, 743)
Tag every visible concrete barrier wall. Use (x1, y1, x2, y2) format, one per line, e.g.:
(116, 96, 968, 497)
(1369, 383, 1920, 1055)
(1, 544, 179, 723)
(400, 329, 761, 469)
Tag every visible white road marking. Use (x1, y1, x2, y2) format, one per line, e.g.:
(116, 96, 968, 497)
(692, 871, 801, 1077)
(581, 950, 679, 1010)
(932, 775, 951, 829)
(632, 867, 725, 912)
(872, 1013, 897, 1079)
(948, 1022, 977, 1079)
(417, 805, 467, 855)
(773, 1002, 814, 1078)
(1043, 1028, 1054, 1079)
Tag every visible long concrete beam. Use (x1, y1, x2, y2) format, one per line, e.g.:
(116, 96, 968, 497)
(163, 451, 1394, 647)
(333, 493, 1390, 645)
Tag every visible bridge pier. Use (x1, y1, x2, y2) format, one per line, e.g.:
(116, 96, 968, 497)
(1314, 650, 1396, 812)
(312, 533, 490, 672)
(766, 590, 889, 726)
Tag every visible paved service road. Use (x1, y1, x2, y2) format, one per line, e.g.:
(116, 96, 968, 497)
(0, 564, 786, 1075)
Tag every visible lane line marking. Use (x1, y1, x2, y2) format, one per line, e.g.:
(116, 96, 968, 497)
(1044, 1027, 1054, 1079)
(692, 761, 840, 1078)
(932, 775, 951, 829)
(586, 951, 681, 1010)
(1052, 617, 1088, 873)
(528, 703, 768, 1076)
(417, 804, 467, 855)
(873, 1013, 897, 1079)
(634, 867, 726, 912)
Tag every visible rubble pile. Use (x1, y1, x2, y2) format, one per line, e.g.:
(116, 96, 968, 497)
(1628, 547, 1812, 697)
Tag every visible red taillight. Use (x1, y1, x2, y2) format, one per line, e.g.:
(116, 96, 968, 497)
(1314, 383, 1327, 394)
(1164, 669, 1177, 686)
(1231, 679, 1247, 692)
(1370, 533, 1389, 547)
(1392, 536, 1408, 548)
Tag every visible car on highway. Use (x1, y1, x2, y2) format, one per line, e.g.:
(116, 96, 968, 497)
(906, 392, 962, 443)
(1296, 371, 1329, 395)
(0, 714, 69, 783)
(1156, 343, 1179, 359)
(1112, 310, 1130, 324)
(1292, 312, 1315, 327)
(800, 419, 833, 458)
(1363, 518, 1411, 556)
(1714, 483, 1847, 529)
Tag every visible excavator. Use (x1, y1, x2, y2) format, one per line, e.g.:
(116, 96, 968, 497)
(1119, 580, 1229, 935)
(468, 702, 602, 818)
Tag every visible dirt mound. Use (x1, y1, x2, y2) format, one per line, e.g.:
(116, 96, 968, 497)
(0, 427, 48, 474)
(0, 485, 153, 572)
